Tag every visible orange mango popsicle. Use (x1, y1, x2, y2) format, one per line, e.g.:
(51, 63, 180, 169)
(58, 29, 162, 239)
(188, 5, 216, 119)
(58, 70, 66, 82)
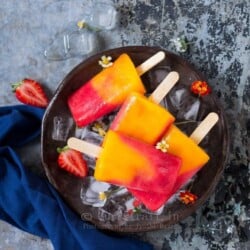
(111, 92, 174, 144)
(68, 52, 165, 127)
(68, 130, 182, 193)
(110, 71, 179, 144)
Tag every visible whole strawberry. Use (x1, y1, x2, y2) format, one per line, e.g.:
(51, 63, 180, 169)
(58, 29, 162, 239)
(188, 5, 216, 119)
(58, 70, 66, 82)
(57, 146, 88, 178)
(12, 78, 49, 108)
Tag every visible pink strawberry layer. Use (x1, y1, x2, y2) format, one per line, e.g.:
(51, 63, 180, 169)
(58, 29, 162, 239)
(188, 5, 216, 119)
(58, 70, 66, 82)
(94, 130, 182, 193)
(117, 131, 182, 193)
(129, 166, 200, 211)
(68, 82, 116, 127)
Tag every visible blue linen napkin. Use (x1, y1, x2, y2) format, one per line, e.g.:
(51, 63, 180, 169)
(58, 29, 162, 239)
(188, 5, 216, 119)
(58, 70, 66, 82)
(0, 105, 153, 250)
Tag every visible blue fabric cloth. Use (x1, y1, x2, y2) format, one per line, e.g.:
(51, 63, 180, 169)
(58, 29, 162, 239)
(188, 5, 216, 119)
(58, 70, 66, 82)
(0, 105, 153, 250)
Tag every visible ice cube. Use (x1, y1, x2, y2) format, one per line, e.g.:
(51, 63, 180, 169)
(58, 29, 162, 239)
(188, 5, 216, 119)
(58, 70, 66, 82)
(168, 88, 190, 110)
(167, 87, 201, 121)
(74, 124, 103, 144)
(44, 28, 97, 61)
(80, 177, 111, 207)
(52, 116, 73, 141)
(67, 29, 97, 56)
(84, 1, 118, 30)
(180, 99, 201, 120)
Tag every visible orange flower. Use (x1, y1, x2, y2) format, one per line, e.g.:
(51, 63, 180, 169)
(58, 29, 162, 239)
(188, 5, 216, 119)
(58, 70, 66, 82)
(127, 209, 134, 216)
(190, 80, 211, 96)
(179, 191, 198, 204)
(132, 199, 142, 208)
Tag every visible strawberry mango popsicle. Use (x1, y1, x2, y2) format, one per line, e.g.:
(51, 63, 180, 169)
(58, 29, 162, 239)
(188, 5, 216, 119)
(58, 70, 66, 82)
(111, 71, 179, 144)
(67, 130, 182, 193)
(162, 126, 209, 192)
(68, 52, 165, 127)
(129, 113, 218, 211)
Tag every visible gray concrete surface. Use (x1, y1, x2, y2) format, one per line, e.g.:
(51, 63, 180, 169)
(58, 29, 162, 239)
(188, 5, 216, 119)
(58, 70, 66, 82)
(0, 0, 249, 249)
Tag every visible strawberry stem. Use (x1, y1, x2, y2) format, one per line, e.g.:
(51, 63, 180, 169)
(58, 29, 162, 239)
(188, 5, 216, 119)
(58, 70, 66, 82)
(11, 81, 23, 92)
(57, 146, 69, 154)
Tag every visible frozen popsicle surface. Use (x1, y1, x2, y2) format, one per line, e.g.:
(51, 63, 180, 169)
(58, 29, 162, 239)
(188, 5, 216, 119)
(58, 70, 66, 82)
(110, 92, 175, 144)
(164, 125, 210, 191)
(129, 189, 170, 211)
(94, 130, 182, 193)
(68, 53, 146, 127)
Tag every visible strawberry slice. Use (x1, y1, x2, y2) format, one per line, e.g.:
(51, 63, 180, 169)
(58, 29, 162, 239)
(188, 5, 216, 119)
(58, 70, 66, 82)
(57, 146, 88, 178)
(12, 78, 49, 108)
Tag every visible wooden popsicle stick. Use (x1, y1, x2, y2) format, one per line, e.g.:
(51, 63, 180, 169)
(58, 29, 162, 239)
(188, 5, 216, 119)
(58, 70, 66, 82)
(67, 137, 101, 158)
(136, 51, 165, 76)
(189, 112, 219, 145)
(148, 71, 179, 103)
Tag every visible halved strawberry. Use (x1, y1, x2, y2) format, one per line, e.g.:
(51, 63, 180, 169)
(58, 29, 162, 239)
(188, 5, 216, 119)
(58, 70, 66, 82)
(57, 146, 88, 178)
(12, 78, 49, 108)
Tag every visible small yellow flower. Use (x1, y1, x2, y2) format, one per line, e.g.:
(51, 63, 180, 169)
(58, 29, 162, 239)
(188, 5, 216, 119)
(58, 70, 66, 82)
(98, 128, 106, 137)
(77, 20, 87, 29)
(92, 121, 103, 131)
(98, 187, 122, 203)
(155, 139, 169, 153)
(98, 55, 113, 68)
(98, 192, 107, 201)
(91, 121, 106, 137)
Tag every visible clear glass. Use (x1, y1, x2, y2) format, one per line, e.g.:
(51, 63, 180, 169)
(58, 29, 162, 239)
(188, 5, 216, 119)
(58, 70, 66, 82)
(44, 0, 118, 61)
(44, 28, 97, 61)
(84, 1, 118, 30)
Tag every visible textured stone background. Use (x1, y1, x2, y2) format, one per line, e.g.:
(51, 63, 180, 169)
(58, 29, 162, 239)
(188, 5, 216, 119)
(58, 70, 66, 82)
(0, 0, 249, 249)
